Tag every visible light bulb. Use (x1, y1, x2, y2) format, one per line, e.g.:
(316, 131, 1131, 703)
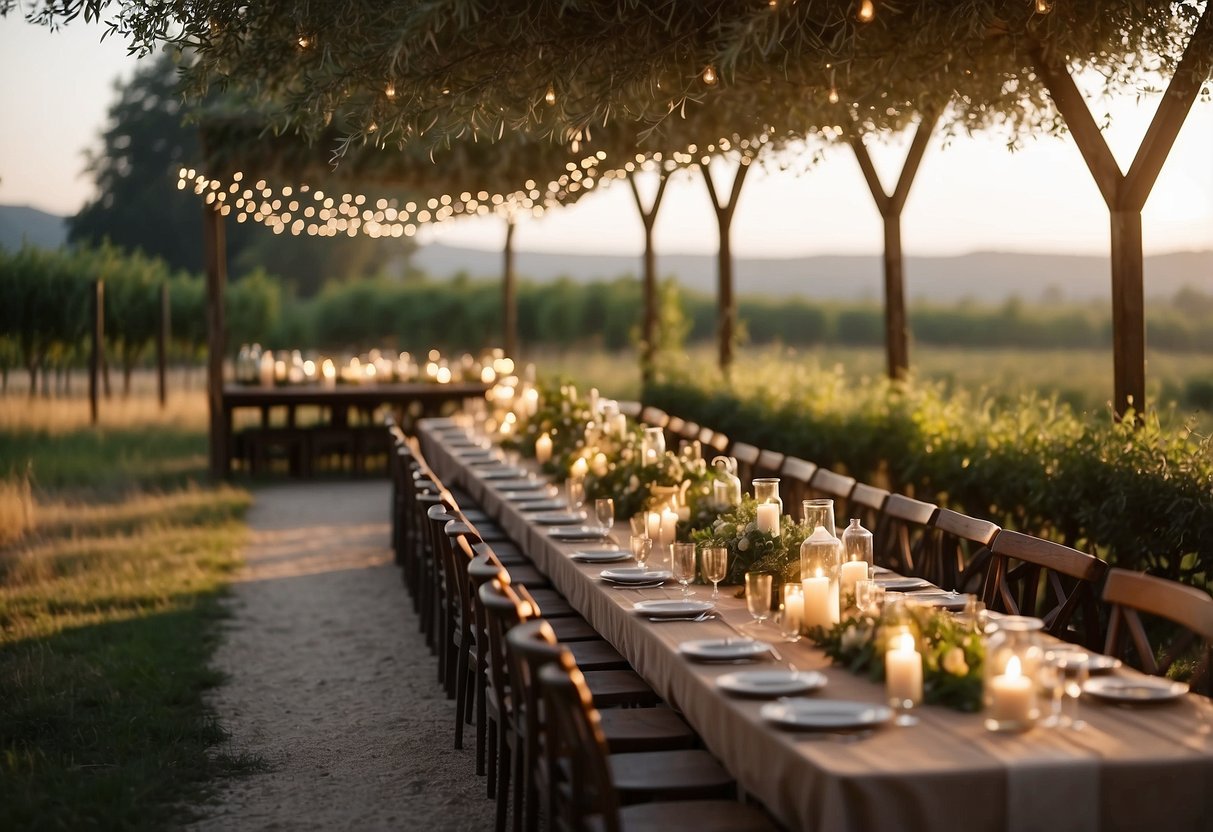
(545, 84, 556, 106)
(385, 82, 396, 99)
(701, 64, 718, 86)
(1035, 0, 1052, 11)
(857, 0, 875, 22)
(297, 34, 311, 48)
(828, 87, 840, 104)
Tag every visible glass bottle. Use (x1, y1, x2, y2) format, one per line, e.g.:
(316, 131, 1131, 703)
(799, 525, 841, 629)
(802, 498, 836, 538)
(753, 478, 783, 537)
(712, 456, 742, 509)
(641, 426, 666, 466)
(982, 615, 1044, 733)
(840, 518, 874, 605)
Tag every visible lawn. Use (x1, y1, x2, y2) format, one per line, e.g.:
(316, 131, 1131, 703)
(0, 391, 258, 830)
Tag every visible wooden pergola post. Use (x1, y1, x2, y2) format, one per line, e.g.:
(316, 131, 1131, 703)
(502, 217, 518, 358)
(850, 111, 938, 382)
(157, 281, 170, 409)
(701, 156, 752, 375)
(628, 169, 670, 386)
(89, 280, 104, 425)
(203, 204, 228, 478)
(1031, 5, 1213, 417)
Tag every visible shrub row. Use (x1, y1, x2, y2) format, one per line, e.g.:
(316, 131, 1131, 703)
(645, 367, 1213, 589)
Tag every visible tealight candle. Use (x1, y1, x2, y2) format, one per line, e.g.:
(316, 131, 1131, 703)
(570, 457, 589, 479)
(840, 559, 869, 602)
(802, 571, 832, 631)
(756, 503, 780, 536)
(535, 432, 553, 465)
(988, 656, 1034, 727)
(885, 632, 923, 705)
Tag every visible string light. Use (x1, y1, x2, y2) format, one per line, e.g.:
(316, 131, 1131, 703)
(297, 34, 311, 49)
(1034, 0, 1052, 11)
(701, 64, 718, 86)
(385, 82, 397, 99)
(857, 0, 875, 22)
(544, 84, 556, 106)
(828, 65, 840, 104)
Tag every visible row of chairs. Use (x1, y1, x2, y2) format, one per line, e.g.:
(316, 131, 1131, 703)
(639, 404, 1213, 693)
(385, 420, 777, 832)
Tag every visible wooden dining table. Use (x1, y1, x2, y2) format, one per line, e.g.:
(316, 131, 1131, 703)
(419, 419, 1213, 832)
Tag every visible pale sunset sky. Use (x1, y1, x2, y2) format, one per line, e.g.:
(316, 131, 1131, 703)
(1, 14, 1210, 258)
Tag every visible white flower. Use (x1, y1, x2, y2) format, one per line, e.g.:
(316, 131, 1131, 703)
(737, 537, 751, 552)
(744, 522, 757, 534)
(626, 475, 639, 493)
(840, 623, 870, 652)
(943, 646, 969, 676)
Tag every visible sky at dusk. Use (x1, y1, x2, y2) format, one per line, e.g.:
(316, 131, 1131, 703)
(1, 14, 1210, 259)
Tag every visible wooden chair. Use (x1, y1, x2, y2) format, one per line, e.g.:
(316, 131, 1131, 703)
(639, 406, 669, 429)
(703, 429, 729, 454)
(847, 482, 889, 539)
(665, 415, 688, 447)
(755, 449, 785, 480)
(730, 442, 761, 490)
(807, 468, 856, 519)
(779, 456, 818, 510)
(506, 621, 697, 832)
(617, 400, 642, 418)
(1102, 568, 1213, 696)
(919, 509, 1000, 594)
(540, 655, 776, 832)
(678, 420, 701, 442)
(872, 493, 937, 577)
(982, 530, 1108, 649)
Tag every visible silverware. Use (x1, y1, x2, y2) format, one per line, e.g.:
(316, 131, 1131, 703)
(647, 612, 718, 623)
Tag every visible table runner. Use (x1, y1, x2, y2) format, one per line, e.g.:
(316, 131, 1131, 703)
(420, 421, 1213, 832)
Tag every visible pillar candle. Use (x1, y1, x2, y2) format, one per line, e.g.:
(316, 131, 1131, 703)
(783, 585, 804, 633)
(535, 432, 553, 464)
(802, 574, 832, 631)
(840, 560, 869, 602)
(611, 413, 627, 437)
(885, 633, 923, 704)
(660, 508, 679, 549)
(570, 457, 589, 479)
(756, 503, 780, 536)
(591, 452, 609, 477)
(988, 656, 1034, 723)
(646, 511, 661, 541)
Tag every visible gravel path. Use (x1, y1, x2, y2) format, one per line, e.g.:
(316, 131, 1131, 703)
(189, 481, 493, 831)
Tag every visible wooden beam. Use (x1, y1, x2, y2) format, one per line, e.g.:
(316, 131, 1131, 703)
(157, 281, 170, 409)
(89, 280, 104, 426)
(702, 158, 752, 374)
(1110, 210, 1146, 415)
(203, 205, 227, 479)
(629, 170, 669, 386)
(502, 218, 517, 359)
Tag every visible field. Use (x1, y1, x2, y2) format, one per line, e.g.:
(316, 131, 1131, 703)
(0, 391, 259, 829)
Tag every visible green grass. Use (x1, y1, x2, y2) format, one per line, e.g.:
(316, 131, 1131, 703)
(0, 392, 259, 830)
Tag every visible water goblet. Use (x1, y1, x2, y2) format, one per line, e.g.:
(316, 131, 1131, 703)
(629, 513, 648, 537)
(744, 572, 773, 632)
(855, 579, 885, 616)
(701, 546, 728, 601)
(565, 477, 586, 514)
(594, 498, 615, 534)
(630, 534, 652, 568)
(672, 543, 698, 598)
(1045, 646, 1089, 730)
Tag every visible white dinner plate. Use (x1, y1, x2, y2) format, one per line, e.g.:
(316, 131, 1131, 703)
(571, 548, 632, 564)
(493, 479, 545, 491)
(872, 565, 893, 575)
(1045, 644, 1122, 674)
(528, 511, 589, 526)
(516, 499, 569, 512)
(548, 525, 611, 541)
(600, 567, 672, 584)
(760, 699, 893, 731)
(478, 467, 530, 480)
(632, 599, 715, 618)
(466, 456, 506, 466)
(1082, 675, 1188, 703)
(878, 577, 934, 592)
(908, 591, 971, 611)
(717, 669, 829, 698)
(678, 638, 773, 663)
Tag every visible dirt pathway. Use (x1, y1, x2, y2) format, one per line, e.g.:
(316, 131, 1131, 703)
(190, 481, 492, 831)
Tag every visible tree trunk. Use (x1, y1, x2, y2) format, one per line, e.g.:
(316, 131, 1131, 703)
(502, 219, 517, 359)
(1110, 210, 1146, 415)
(204, 205, 228, 478)
(641, 222, 657, 383)
(717, 230, 734, 374)
(882, 213, 909, 380)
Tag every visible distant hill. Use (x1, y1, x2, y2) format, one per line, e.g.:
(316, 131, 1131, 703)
(413, 244, 1213, 304)
(0, 204, 68, 251)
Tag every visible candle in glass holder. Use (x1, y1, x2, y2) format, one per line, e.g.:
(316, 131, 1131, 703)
(782, 584, 804, 633)
(646, 511, 661, 541)
(988, 656, 1034, 725)
(802, 571, 832, 631)
(756, 503, 780, 536)
(611, 413, 627, 437)
(535, 432, 553, 464)
(660, 508, 679, 549)
(885, 632, 923, 704)
(570, 457, 589, 479)
(840, 559, 869, 601)
(591, 452, 609, 477)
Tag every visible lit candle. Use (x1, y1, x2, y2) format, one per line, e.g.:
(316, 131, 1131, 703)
(660, 507, 679, 550)
(885, 632, 923, 705)
(644, 448, 658, 466)
(259, 351, 275, 386)
(321, 358, 336, 388)
(535, 432, 553, 464)
(988, 656, 1035, 725)
(570, 457, 589, 479)
(591, 452, 608, 477)
(756, 503, 780, 536)
(611, 413, 627, 437)
(840, 560, 869, 602)
(802, 571, 832, 631)
(646, 511, 661, 541)
(783, 584, 804, 634)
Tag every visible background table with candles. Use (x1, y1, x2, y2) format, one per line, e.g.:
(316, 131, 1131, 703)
(420, 419, 1213, 832)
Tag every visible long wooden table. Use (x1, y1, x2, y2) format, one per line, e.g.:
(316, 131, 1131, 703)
(419, 420, 1213, 832)
(218, 382, 487, 475)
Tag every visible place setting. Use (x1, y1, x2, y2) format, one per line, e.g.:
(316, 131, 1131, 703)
(514, 497, 571, 512)
(499, 485, 559, 501)
(569, 547, 632, 564)
(601, 566, 673, 589)
(716, 668, 829, 698)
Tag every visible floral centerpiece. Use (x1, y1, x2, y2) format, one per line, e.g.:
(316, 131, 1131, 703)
(812, 603, 985, 712)
(690, 497, 810, 587)
(583, 438, 714, 519)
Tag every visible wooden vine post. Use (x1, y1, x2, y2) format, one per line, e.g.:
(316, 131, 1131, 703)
(1031, 6, 1213, 417)
(850, 111, 938, 382)
(203, 202, 228, 478)
(89, 280, 104, 425)
(157, 281, 170, 408)
(628, 169, 670, 386)
(502, 217, 518, 359)
(701, 156, 752, 375)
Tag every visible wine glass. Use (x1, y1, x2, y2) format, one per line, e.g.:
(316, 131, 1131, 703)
(1045, 646, 1089, 730)
(565, 477, 586, 515)
(630, 534, 652, 568)
(701, 546, 728, 600)
(629, 513, 648, 537)
(594, 498, 615, 534)
(744, 572, 773, 632)
(855, 579, 886, 616)
(672, 543, 697, 597)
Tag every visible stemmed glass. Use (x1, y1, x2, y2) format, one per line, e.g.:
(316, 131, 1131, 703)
(630, 534, 652, 568)
(744, 572, 773, 632)
(594, 498, 615, 535)
(701, 546, 728, 600)
(855, 579, 886, 616)
(1044, 646, 1089, 730)
(565, 477, 586, 515)
(672, 543, 697, 597)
